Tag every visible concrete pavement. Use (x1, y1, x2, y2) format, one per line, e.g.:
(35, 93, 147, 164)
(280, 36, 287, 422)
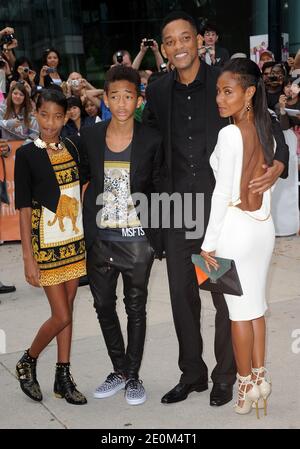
(0, 237, 299, 429)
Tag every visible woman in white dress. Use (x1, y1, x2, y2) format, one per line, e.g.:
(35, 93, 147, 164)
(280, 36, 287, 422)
(201, 59, 274, 417)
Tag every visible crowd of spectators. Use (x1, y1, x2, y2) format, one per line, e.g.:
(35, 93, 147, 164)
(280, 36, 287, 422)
(1, 23, 299, 144)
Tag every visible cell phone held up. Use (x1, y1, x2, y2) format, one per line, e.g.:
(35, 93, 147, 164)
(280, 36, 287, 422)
(143, 39, 154, 47)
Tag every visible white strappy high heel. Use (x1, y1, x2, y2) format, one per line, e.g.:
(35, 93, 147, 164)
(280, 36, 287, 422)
(234, 373, 260, 418)
(251, 367, 272, 416)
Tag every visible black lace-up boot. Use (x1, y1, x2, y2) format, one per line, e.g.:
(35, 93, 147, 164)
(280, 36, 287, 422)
(16, 349, 43, 402)
(54, 363, 87, 405)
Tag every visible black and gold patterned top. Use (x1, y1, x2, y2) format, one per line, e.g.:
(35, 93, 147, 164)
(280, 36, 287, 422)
(30, 145, 86, 286)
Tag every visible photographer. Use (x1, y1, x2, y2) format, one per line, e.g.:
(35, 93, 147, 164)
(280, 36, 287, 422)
(64, 72, 96, 101)
(9, 57, 36, 90)
(0, 82, 38, 141)
(275, 78, 300, 130)
(199, 22, 229, 67)
(132, 38, 164, 71)
(37, 48, 65, 88)
(263, 62, 286, 110)
(0, 27, 17, 71)
(112, 50, 132, 67)
(61, 95, 94, 138)
(0, 141, 16, 294)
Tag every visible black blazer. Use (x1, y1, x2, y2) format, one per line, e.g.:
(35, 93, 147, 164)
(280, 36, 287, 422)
(68, 120, 163, 254)
(214, 46, 230, 67)
(143, 60, 289, 194)
(14, 139, 81, 213)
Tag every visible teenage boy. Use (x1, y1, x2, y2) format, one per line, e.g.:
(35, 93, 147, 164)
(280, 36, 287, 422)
(199, 22, 230, 67)
(76, 66, 162, 405)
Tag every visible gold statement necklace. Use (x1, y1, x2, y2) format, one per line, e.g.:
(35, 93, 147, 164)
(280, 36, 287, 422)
(34, 137, 64, 151)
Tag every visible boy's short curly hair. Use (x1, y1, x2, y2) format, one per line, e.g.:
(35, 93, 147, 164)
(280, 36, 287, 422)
(104, 66, 141, 96)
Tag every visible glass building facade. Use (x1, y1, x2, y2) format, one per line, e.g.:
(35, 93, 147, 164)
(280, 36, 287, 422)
(1, 0, 299, 86)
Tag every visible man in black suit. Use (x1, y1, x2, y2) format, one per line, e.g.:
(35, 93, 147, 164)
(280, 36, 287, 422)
(143, 11, 289, 406)
(75, 66, 162, 405)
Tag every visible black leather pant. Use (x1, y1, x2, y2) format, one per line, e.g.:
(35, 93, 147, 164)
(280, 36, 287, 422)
(87, 236, 154, 379)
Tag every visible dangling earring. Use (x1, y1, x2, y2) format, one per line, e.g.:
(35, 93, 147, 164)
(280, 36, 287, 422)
(228, 116, 233, 125)
(246, 103, 252, 121)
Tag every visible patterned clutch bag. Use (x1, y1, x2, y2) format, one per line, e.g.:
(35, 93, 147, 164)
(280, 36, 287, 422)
(191, 254, 243, 297)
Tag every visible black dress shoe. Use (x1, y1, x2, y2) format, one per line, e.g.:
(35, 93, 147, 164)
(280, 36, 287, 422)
(161, 381, 208, 404)
(210, 383, 233, 406)
(0, 284, 16, 294)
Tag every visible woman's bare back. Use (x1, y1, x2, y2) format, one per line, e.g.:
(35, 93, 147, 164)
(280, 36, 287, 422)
(236, 122, 266, 212)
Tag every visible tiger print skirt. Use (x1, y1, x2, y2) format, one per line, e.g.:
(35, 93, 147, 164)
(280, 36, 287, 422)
(31, 146, 86, 286)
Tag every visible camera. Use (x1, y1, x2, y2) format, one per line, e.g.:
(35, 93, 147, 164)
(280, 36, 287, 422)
(160, 63, 167, 73)
(205, 46, 214, 54)
(46, 67, 57, 74)
(0, 33, 15, 46)
(18, 66, 30, 75)
(116, 51, 123, 64)
(68, 79, 81, 88)
(143, 39, 154, 47)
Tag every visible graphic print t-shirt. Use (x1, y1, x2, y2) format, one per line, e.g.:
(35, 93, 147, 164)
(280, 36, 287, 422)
(98, 142, 146, 241)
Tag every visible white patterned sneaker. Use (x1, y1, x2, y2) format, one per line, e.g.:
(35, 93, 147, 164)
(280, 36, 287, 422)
(125, 378, 146, 405)
(93, 372, 126, 398)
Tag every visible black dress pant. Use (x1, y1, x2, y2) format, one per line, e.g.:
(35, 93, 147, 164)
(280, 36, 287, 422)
(164, 230, 236, 385)
(87, 236, 154, 379)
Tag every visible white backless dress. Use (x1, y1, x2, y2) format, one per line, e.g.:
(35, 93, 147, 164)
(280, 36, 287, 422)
(202, 124, 275, 321)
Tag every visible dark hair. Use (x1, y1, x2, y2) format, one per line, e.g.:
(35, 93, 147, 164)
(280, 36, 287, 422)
(67, 95, 83, 110)
(222, 58, 274, 166)
(272, 62, 288, 80)
(104, 65, 141, 96)
(283, 76, 294, 87)
(161, 11, 198, 36)
(261, 61, 276, 74)
(36, 89, 67, 113)
(201, 22, 219, 36)
(13, 56, 33, 73)
(47, 83, 64, 94)
(42, 48, 61, 67)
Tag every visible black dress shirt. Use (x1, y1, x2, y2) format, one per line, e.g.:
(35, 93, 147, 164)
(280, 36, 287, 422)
(171, 64, 214, 196)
